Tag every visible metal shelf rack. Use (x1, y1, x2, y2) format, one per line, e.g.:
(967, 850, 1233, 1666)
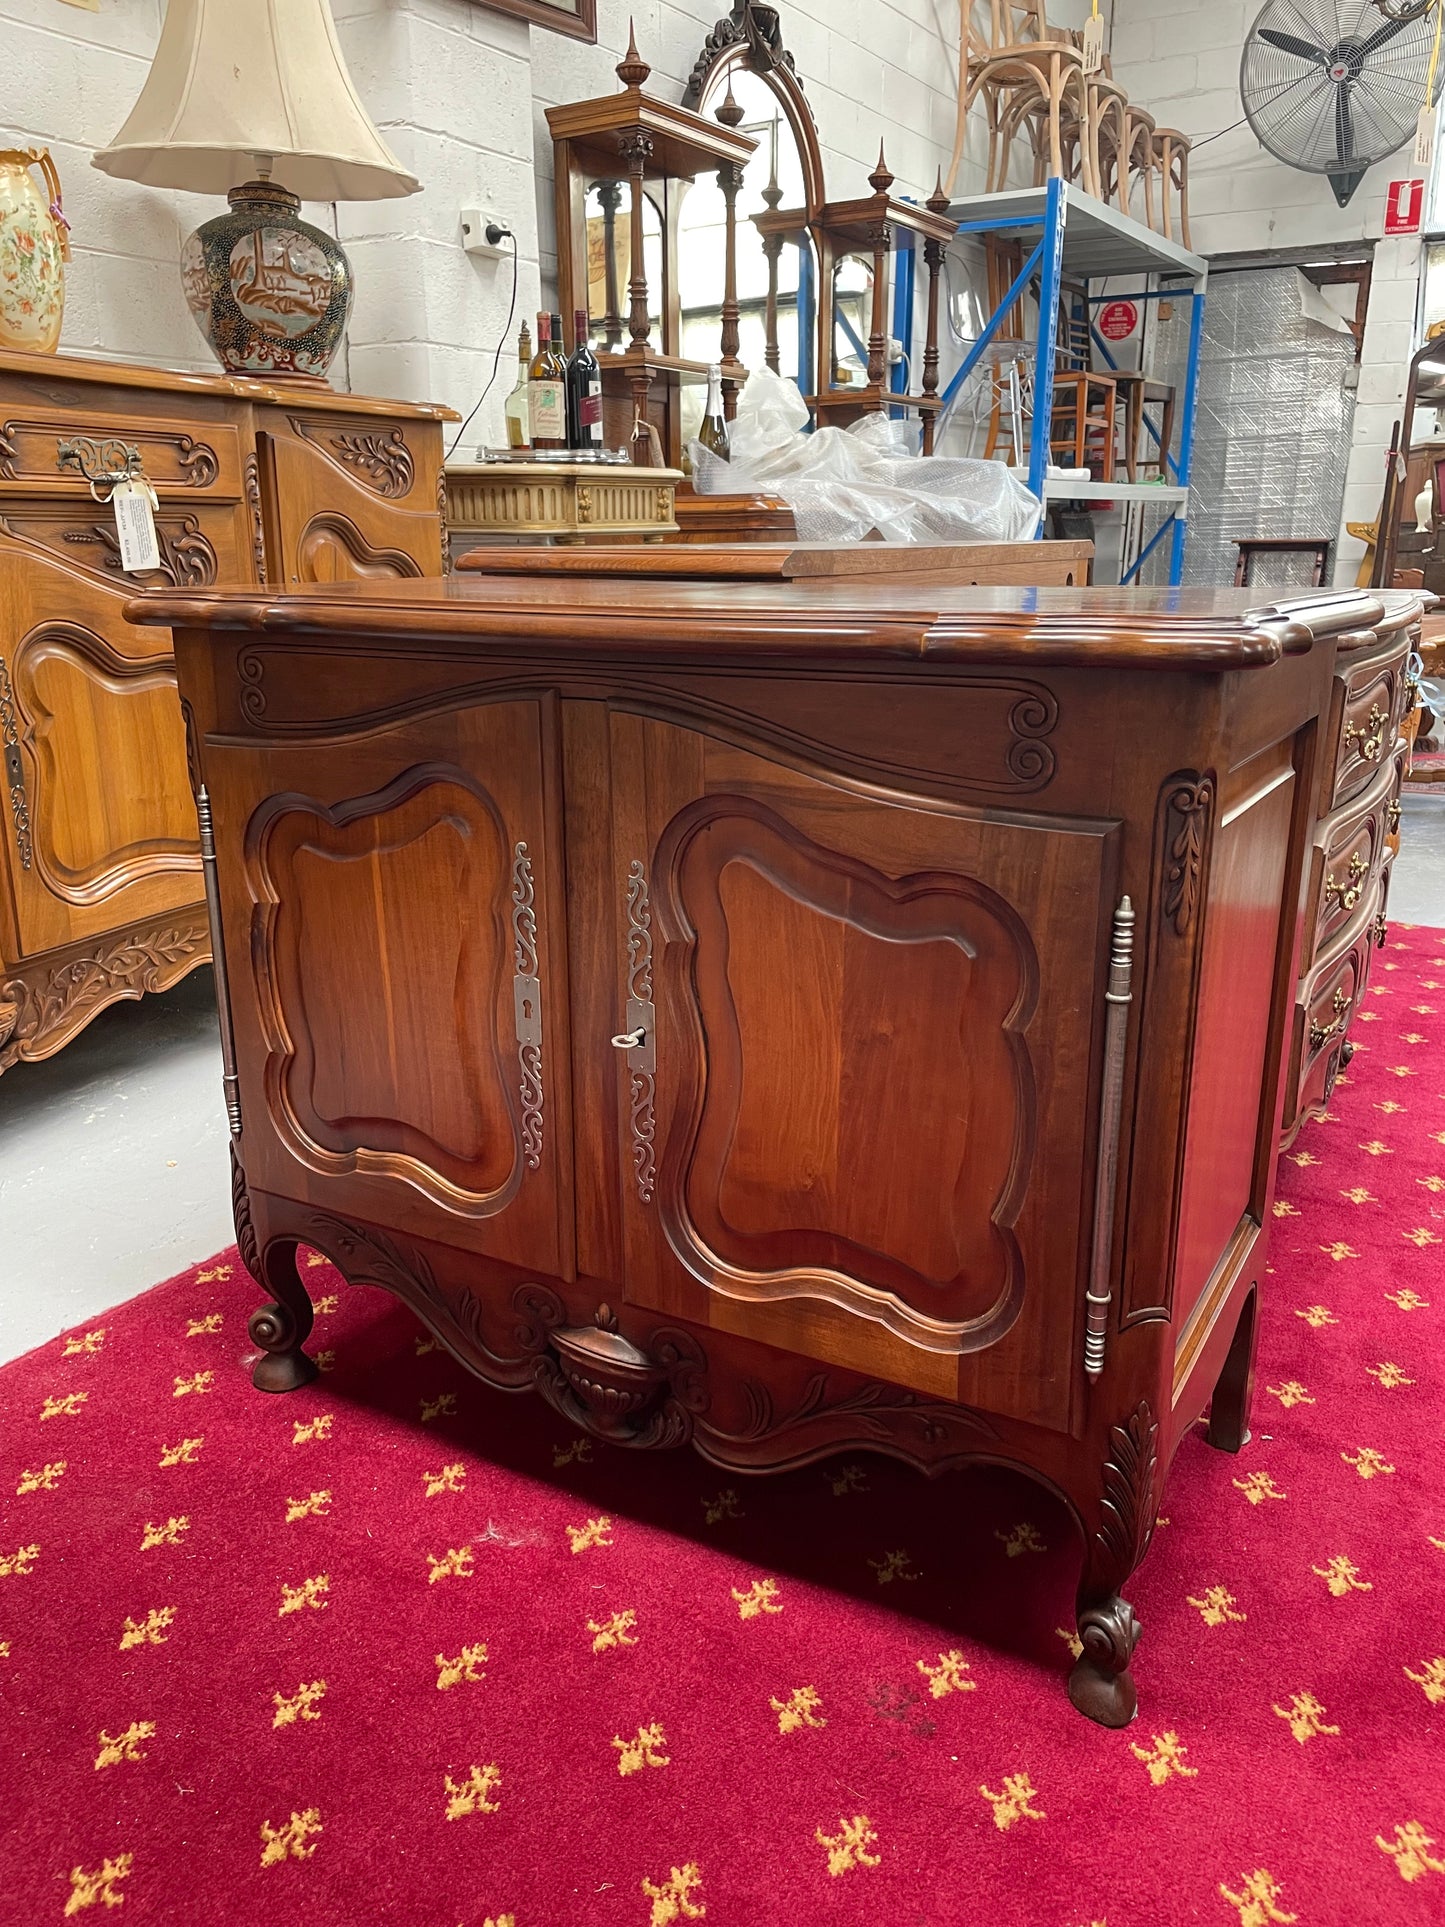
(930, 178, 1208, 585)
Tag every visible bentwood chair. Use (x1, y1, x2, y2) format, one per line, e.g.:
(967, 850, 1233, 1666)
(946, 1, 1094, 197)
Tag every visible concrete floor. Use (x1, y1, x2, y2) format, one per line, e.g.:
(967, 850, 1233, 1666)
(3, 791, 1444, 1368)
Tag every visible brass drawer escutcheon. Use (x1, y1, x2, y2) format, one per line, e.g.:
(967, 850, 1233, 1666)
(1310, 985, 1349, 1054)
(1324, 851, 1367, 913)
(1342, 703, 1387, 764)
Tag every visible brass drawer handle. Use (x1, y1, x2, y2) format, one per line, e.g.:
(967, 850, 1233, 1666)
(1387, 796, 1402, 835)
(1343, 703, 1387, 764)
(1324, 851, 1367, 912)
(1373, 910, 1388, 949)
(1310, 985, 1349, 1054)
(1404, 650, 1423, 718)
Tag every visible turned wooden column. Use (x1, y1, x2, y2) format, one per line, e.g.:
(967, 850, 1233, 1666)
(715, 79, 747, 421)
(597, 179, 625, 352)
(759, 164, 785, 376)
(921, 171, 951, 455)
(619, 131, 655, 349)
(865, 148, 896, 395)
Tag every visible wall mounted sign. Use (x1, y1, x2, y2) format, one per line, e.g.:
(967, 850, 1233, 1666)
(1098, 299, 1140, 341)
(467, 0, 596, 41)
(1385, 177, 1425, 235)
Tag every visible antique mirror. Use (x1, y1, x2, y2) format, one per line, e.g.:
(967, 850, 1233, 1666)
(583, 180, 664, 351)
(680, 3, 826, 431)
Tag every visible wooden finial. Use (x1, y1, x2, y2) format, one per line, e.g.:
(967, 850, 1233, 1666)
(869, 144, 894, 196)
(927, 167, 950, 215)
(716, 76, 745, 129)
(617, 17, 650, 89)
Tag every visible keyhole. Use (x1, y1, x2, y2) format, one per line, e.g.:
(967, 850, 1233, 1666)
(523, 998, 534, 1023)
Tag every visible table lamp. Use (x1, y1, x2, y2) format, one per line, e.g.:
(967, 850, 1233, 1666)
(92, 0, 420, 382)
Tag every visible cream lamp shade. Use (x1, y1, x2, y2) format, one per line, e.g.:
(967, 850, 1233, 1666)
(92, 0, 420, 202)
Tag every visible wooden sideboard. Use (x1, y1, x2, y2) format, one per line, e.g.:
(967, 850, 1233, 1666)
(132, 574, 1425, 1725)
(0, 348, 452, 1074)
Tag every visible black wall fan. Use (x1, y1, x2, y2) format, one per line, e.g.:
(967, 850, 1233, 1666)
(1241, 0, 1444, 206)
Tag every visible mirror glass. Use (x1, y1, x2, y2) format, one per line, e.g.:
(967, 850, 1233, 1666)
(830, 253, 875, 389)
(584, 182, 663, 347)
(676, 63, 817, 413)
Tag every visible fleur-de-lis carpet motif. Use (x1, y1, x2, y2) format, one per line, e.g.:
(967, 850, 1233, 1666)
(1, 925, 1443, 1923)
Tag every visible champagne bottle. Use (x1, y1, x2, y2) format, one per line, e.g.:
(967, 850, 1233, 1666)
(504, 322, 532, 450)
(528, 311, 567, 450)
(697, 363, 730, 460)
(566, 308, 604, 451)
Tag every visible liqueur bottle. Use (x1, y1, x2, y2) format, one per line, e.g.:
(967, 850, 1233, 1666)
(528, 311, 567, 450)
(697, 362, 730, 460)
(504, 321, 532, 450)
(566, 308, 604, 451)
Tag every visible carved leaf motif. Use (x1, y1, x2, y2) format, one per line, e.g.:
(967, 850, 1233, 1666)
(0, 425, 15, 480)
(231, 1147, 260, 1281)
(244, 453, 267, 583)
(63, 517, 218, 588)
(0, 922, 208, 1071)
(1094, 1399, 1159, 1585)
(328, 428, 414, 498)
(176, 437, 220, 487)
(715, 1369, 998, 1449)
(1161, 776, 1214, 937)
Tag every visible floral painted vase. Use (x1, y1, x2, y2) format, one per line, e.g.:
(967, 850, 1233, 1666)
(181, 180, 351, 381)
(0, 149, 70, 355)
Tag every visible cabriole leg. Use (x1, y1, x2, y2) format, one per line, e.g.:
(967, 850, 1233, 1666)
(1066, 1397, 1158, 1726)
(1069, 1584, 1142, 1728)
(248, 1240, 318, 1394)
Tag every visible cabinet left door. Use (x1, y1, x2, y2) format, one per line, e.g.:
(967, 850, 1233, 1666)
(0, 547, 205, 961)
(205, 694, 573, 1281)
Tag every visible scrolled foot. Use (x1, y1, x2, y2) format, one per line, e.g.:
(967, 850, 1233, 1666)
(1068, 1595, 1141, 1728)
(248, 1302, 319, 1394)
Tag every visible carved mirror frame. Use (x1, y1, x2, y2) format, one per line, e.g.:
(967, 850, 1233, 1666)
(681, 2, 826, 220)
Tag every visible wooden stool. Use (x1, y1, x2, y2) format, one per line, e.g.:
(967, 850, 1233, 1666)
(1152, 127, 1193, 248)
(1109, 372, 1177, 481)
(1051, 372, 1118, 480)
(1233, 537, 1332, 588)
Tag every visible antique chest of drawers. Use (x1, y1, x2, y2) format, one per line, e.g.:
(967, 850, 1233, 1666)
(0, 348, 451, 1073)
(131, 575, 1425, 1725)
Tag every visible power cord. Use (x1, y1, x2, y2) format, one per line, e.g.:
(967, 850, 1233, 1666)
(446, 224, 519, 461)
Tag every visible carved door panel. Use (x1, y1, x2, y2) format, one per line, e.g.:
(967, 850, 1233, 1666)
(207, 696, 570, 1278)
(590, 710, 1119, 1431)
(259, 423, 443, 585)
(0, 550, 202, 958)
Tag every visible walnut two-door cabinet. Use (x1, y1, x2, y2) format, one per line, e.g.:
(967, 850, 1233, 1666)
(130, 575, 1426, 1724)
(0, 347, 452, 1074)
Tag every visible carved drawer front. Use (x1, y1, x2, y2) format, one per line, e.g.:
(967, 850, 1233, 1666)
(0, 408, 243, 500)
(1305, 753, 1401, 969)
(1286, 878, 1388, 1135)
(597, 712, 1120, 1432)
(1, 499, 243, 590)
(1327, 642, 1408, 813)
(1, 551, 203, 958)
(207, 695, 568, 1275)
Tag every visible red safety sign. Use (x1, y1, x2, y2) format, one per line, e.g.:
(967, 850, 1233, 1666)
(1385, 177, 1425, 236)
(1098, 299, 1140, 341)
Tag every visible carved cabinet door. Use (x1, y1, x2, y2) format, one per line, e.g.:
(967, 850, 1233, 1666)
(582, 708, 1120, 1433)
(259, 422, 444, 584)
(0, 549, 203, 959)
(207, 696, 570, 1279)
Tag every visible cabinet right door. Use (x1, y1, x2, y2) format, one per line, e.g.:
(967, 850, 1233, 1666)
(571, 706, 1120, 1434)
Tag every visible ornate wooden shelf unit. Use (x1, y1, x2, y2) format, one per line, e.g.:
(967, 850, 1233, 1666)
(0, 347, 452, 1073)
(547, 31, 757, 465)
(133, 572, 1424, 1725)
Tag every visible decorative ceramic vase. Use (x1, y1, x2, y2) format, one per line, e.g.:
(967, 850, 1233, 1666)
(180, 180, 351, 381)
(0, 148, 70, 355)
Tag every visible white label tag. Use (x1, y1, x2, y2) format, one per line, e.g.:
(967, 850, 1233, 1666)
(1082, 13, 1104, 74)
(1415, 105, 1436, 170)
(112, 478, 160, 573)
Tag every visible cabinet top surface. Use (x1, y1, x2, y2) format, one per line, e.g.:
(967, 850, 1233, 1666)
(129, 576, 1426, 672)
(0, 346, 459, 420)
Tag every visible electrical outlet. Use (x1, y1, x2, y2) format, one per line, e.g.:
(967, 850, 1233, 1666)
(460, 208, 507, 260)
(887, 337, 905, 366)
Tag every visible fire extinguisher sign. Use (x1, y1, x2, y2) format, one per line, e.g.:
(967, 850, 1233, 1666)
(1385, 178, 1424, 236)
(1098, 299, 1140, 341)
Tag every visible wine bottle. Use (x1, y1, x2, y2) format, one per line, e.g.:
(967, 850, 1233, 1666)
(528, 311, 567, 450)
(504, 322, 532, 450)
(697, 363, 730, 460)
(566, 308, 604, 451)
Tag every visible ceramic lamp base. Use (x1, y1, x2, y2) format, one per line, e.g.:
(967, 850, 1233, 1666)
(181, 179, 351, 382)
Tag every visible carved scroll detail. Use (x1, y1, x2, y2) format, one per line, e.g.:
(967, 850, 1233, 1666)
(624, 858, 656, 1204)
(0, 652, 32, 870)
(1084, 898, 1135, 1379)
(237, 649, 267, 723)
(1160, 775, 1214, 937)
(511, 842, 544, 1171)
(244, 453, 267, 583)
(176, 437, 219, 487)
(329, 428, 414, 497)
(436, 467, 450, 574)
(63, 516, 218, 587)
(0, 425, 16, 479)
(682, 1, 802, 107)
(231, 1146, 260, 1281)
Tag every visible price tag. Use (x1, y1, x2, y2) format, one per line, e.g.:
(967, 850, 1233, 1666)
(1415, 105, 1436, 169)
(1081, 11, 1104, 74)
(111, 476, 160, 573)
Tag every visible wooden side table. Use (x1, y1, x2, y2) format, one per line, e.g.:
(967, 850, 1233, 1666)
(1233, 537, 1332, 588)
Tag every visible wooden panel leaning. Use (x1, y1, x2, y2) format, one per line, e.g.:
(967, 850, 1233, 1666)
(129, 571, 1426, 1726)
(0, 347, 452, 1074)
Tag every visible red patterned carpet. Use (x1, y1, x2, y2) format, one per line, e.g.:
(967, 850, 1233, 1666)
(3, 932, 1444, 1927)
